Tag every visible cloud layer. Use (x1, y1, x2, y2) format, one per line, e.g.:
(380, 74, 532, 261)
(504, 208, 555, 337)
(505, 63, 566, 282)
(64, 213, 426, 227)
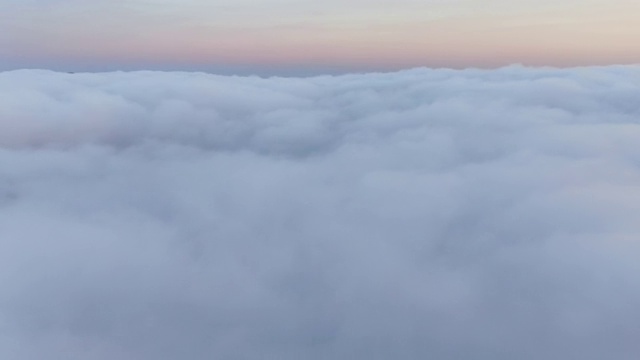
(1, 66, 640, 359)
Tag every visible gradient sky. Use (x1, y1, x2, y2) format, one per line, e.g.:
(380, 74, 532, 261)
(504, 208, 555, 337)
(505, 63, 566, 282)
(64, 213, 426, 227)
(1, 0, 639, 75)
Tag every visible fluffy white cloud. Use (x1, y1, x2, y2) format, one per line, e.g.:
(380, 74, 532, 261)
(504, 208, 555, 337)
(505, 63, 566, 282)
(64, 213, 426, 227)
(1, 66, 640, 359)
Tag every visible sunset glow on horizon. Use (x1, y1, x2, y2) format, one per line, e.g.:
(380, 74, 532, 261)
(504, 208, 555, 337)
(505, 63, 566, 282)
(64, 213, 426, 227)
(2, 0, 640, 73)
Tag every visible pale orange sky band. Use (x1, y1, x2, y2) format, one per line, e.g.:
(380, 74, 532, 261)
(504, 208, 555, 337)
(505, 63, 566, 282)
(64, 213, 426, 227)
(2, 1, 639, 72)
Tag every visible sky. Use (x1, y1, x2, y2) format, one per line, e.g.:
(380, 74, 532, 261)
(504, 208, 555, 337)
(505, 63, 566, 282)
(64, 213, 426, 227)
(2, 66, 640, 359)
(1, 0, 640, 74)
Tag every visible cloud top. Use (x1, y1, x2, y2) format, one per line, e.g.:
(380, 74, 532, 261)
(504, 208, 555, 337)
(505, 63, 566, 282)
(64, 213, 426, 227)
(1, 66, 640, 359)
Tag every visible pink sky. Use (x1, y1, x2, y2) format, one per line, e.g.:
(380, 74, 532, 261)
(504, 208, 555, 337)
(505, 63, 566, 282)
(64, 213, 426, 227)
(1, 0, 639, 74)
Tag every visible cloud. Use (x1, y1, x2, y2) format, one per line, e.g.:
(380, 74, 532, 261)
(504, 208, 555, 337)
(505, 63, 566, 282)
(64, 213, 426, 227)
(1, 65, 640, 359)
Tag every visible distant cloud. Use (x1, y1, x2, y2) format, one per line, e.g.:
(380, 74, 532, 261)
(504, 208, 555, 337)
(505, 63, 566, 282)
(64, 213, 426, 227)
(1, 66, 640, 359)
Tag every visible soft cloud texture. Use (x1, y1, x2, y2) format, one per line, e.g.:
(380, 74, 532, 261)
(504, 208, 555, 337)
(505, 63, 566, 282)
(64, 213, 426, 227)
(1, 66, 640, 359)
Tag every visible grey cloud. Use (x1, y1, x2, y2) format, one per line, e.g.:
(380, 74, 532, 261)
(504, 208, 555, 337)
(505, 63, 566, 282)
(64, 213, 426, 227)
(1, 66, 640, 359)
